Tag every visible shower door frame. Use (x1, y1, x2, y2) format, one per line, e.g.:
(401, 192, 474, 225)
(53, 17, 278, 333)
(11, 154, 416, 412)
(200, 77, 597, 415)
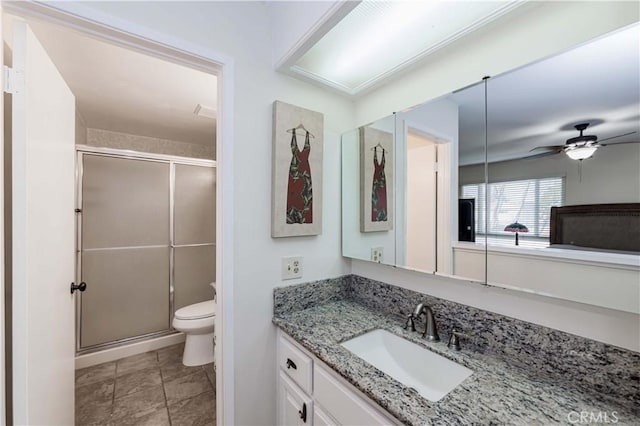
(75, 145, 216, 355)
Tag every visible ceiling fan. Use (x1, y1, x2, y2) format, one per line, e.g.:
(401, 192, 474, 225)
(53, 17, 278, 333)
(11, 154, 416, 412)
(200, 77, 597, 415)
(529, 122, 639, 160)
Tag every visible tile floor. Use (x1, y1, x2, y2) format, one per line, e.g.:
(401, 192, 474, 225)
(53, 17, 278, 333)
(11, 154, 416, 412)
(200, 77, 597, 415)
(75, 343, 215, 426)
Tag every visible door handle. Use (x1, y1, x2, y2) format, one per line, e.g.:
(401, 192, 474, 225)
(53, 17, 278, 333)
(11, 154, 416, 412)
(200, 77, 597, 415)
(298, 402, 307, 423)
(286, 358, 297, 370)
(70, 282, 87, 294)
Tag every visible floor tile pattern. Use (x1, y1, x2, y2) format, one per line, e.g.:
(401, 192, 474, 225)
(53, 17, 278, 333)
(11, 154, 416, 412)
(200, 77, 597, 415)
(75, 343, 215, 426)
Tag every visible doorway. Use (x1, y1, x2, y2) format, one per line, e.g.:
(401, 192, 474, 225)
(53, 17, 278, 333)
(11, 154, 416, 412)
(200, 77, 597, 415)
(400, 120, 453, 276)
(2, 6, 231, 425)
(405, 130, 438, 272)
(76, 150, 215, 354)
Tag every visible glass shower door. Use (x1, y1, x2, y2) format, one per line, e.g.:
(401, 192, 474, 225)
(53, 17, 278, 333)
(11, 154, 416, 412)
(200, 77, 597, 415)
(79, 155, 171, 349)
(173, 164, 216, 310)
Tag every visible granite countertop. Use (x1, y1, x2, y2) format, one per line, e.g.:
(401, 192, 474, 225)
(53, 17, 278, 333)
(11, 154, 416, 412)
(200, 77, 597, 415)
(273, 300, 638, 426)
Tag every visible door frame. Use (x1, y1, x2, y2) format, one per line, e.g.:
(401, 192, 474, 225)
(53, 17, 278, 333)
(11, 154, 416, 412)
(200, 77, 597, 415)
(0, 4, 5, 422)
(1, 3, 235, 425)
(401, 119, 454, 276)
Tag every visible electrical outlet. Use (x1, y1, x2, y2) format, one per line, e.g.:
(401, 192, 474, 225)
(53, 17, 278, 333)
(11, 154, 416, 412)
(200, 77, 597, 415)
(282, 256, 303, 280)
(371, 247, 384, 263)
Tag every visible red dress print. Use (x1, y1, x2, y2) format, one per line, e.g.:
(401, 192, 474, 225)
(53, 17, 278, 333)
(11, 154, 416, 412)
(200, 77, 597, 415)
(286, 130, 313, 224)
(371, 147, 387, 222)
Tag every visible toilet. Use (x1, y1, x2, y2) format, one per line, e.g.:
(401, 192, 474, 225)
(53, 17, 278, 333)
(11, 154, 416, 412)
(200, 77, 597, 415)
(172, 282, 216, 366)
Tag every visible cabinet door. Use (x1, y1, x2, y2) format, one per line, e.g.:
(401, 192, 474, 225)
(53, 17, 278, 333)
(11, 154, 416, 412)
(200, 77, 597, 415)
(314, 365, 393, 426)
(279, 371, 313, 426)
(314, 405, 339, 426)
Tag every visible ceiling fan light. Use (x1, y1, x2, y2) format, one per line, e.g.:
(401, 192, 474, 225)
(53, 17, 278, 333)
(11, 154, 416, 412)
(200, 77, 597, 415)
(566, 146, 598, 160)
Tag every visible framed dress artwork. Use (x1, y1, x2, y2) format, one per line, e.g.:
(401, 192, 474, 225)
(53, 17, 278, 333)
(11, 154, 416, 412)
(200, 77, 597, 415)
(271, 101, 324, 237)
(360, 126, 393, 232)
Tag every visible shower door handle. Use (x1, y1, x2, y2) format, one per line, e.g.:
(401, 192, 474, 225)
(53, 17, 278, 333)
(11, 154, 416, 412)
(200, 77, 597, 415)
(70, 281, 87, 294)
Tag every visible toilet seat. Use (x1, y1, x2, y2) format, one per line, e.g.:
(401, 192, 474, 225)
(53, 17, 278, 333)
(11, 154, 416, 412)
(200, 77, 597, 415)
(175, 300, 215, 320)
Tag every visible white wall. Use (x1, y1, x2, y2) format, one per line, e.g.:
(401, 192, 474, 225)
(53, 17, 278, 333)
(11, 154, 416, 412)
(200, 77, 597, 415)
(353, 0, 640, 352)
(486, 248, 639, 314)
(41, 2, 354, 425)
(566, 144, 640, 204)
(268, 1, 347, 67)
(460, 144, 640, 205)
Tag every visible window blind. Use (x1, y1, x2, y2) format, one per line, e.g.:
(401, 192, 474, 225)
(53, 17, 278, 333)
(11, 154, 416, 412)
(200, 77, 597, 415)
(461, 177, 565, 242)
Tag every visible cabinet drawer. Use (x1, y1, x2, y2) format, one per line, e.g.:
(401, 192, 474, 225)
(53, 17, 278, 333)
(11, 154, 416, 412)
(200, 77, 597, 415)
(278, 332, 313, 394)
(314, 365, 392, 426)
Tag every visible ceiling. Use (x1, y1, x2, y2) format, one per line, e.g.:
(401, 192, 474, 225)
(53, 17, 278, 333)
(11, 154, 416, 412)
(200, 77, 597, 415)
(4, 15, 217, 146)
(291, 0, 523, 96)
(444, 24, 640, 165)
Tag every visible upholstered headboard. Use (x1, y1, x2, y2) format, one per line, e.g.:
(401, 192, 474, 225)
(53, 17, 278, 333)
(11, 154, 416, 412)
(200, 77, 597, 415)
(549, 203, 640, 252)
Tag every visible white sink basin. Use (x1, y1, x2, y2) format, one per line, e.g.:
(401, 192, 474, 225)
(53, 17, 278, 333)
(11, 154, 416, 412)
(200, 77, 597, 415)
(341, 329, 472, 402)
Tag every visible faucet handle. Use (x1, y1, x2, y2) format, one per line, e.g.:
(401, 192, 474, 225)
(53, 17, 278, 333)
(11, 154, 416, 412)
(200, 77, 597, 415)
(404, 313, 417, 332)
(413, 303, 425, 317)
(448, 328, 470, 351)
(448, 330, 461, 351)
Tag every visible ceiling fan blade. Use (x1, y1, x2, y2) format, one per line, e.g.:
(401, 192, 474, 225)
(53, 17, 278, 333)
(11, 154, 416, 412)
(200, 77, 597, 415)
(600, 140, 640, 147)
(529, 145, 564, 153)
(524, 148, 563, 160)
(597, 131, 637, 143)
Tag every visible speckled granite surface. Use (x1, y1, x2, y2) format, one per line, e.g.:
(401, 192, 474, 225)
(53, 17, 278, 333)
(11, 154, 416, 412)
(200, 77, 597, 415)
(273, 276, 640, 425)
(274, 276, 349, 315)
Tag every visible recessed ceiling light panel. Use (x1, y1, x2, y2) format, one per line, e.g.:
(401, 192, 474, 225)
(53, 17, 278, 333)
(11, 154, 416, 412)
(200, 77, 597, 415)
(293, 0, 524, 95)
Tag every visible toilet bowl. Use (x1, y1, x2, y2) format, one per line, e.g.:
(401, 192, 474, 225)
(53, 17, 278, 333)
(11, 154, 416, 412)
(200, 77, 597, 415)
(172, 283, 216, 366)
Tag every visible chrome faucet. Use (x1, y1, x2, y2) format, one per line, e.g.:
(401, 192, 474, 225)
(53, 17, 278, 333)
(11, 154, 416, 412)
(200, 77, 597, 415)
(413, 303, 440, 341)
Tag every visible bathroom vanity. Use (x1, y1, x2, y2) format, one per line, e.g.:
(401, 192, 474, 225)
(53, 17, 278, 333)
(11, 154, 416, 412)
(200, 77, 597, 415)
(273, 277, 639, 425)
(277, 329, 400, 426)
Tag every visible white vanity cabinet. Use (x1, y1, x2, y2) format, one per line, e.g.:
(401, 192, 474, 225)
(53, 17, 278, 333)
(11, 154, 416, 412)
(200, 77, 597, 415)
(276, 329, 400, 426)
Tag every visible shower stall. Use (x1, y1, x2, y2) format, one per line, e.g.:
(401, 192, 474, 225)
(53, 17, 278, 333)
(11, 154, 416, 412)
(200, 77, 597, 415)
(75, 148, 216, 353)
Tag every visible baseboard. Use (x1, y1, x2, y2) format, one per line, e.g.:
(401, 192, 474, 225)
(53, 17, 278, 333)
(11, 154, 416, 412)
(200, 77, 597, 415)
(75, 333, 186, 369)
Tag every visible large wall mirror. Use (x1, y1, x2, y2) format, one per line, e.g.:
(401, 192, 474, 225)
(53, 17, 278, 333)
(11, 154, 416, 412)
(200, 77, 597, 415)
(341, 23, 639, 313)
(342, 82, 488, 281)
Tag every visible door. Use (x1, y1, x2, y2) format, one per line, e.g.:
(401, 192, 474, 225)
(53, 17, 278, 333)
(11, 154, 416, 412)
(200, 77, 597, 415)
(79, 155, 170, 349)
(173, 163, 216, 310)
(11, 21, 76, 424)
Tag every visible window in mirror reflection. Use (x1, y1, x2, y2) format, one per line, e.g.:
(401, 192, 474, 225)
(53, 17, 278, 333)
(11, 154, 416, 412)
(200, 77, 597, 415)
(482, 23, 639, 255)
(462, 177, 565, 248)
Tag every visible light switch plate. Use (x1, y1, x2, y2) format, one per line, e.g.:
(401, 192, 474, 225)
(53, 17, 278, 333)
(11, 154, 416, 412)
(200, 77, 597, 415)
(282, 256, 303, 280)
